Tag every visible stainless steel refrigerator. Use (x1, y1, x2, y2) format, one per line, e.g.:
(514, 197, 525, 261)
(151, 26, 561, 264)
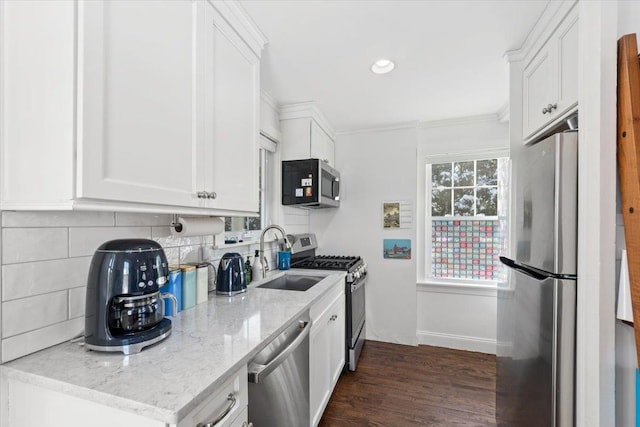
(497, 130, 577, 427)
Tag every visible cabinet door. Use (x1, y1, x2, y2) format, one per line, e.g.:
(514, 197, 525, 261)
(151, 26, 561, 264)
(310, 121, 334, 166)
(203, 3, 260, 213)
(77, 1, 205, 207)
(328, 294, 346, 386)
(522, 45, 555, 139)
(556, 12, 578, 117)
(310, 314, 331, 427)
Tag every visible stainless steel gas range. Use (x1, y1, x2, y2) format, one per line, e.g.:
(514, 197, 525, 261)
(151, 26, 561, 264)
(289, 233, 367, 371)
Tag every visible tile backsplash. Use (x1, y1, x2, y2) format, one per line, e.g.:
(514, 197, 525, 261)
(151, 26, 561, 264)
(0, 211, 279, 363)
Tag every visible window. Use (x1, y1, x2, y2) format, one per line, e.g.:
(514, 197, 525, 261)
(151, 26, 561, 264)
(427, 157, 508, 282)
(224, 134, 277, 243)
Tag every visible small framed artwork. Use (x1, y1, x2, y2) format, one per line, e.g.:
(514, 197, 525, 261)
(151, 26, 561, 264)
(383, 239, 411, 259)
(383, 201, 412, 229)
(383, 202, 400, 228)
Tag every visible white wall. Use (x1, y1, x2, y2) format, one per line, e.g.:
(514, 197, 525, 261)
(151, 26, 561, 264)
(310, 117, 507, 350)
(310, 127, 419, 345)
(615, 2, 640, 425)
(415, 117, 509, 354)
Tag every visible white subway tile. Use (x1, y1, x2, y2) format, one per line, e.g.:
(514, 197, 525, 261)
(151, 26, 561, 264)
(281, 224, 310, 236)
(68, 287, 86, 319)
(180, 245, 202, 265)
(1, 317, 83, 363)
(282, 206, 310, 217)
(115, 213, 172, 227)
(2, 256, 92, 301)
(283, 212, 310, 226)
(2, 291, 68, 337)
(2, 211, 114, 227)
(163, 247, 181, 266)
(152, 230, 205, 247)
(2, 228, 68, 264)
(68, 227, 151, 257)
(151, 226, 174, 240)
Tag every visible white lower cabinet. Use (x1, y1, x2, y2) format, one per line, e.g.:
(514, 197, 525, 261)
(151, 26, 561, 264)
(309, 281, 346, 427)
(0, 366, 249, 427)
(176, 365, 249, 427)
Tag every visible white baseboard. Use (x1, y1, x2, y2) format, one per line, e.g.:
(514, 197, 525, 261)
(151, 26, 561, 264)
(417, 330, 496, 354)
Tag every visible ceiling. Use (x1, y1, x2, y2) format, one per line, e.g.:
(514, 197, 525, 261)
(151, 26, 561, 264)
(240, 0, 549, 133)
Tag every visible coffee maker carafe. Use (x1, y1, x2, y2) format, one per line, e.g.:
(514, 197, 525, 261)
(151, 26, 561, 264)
(84, 239, 177, 354)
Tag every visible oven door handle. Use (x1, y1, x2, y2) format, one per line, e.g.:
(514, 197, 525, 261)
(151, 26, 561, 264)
(351, 278, 366, 293)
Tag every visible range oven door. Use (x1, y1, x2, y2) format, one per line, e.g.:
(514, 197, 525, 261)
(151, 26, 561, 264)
(347, 275, 366, 371)
(349, 277, 366, 348)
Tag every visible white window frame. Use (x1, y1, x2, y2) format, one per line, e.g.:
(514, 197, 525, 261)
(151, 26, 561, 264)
(420, 149, 509, 289)
(220, 134, 277, 245)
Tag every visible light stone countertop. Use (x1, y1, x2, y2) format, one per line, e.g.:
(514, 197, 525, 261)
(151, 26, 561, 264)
(0, 269, 345, 424)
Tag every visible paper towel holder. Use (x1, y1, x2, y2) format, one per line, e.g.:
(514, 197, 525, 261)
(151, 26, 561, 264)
(171, 214, 183, 233)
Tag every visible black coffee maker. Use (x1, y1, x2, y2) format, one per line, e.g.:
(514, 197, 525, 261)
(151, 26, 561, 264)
(84, 239, 177, 354)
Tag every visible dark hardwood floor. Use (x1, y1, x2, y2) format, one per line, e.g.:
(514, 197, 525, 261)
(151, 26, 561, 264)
(319, 340, 497, 426)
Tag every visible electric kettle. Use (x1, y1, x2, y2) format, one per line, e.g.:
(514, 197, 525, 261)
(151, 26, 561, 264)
(216, 252, 246, 296)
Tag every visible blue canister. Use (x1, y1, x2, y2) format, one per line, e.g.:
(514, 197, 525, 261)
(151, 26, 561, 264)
(181, 265, 197, 310)
(278, 251, 291, 270)
(160, 268, 182, 315)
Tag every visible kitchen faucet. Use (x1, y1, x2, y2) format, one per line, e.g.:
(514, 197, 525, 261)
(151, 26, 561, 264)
(258, 224, 291, 279)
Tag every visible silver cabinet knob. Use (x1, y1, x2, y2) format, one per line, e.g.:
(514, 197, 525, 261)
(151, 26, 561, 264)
(542, 103, 557, 114)
(207, 192, 217, 199)
(196, 191, 208, 199)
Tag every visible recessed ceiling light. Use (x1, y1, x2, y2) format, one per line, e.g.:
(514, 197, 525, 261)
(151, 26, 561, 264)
(371, 58, 395, 74)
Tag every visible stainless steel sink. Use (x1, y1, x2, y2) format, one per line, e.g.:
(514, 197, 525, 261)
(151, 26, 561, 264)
(257, 274, 324, 292)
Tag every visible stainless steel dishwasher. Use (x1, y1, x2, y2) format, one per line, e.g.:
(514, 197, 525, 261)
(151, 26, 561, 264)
(247, 311, 310, 427)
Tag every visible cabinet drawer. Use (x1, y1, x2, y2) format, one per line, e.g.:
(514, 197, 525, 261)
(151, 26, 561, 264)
(309, 278, 344, 322)
(178, 365, 248, 427)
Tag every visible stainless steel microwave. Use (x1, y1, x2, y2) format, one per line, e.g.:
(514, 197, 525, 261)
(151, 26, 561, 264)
(282, 159, 340, 208)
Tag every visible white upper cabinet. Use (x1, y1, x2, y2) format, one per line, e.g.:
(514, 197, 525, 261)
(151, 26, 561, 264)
(522, 4, 578, 141)
(310, 121, 335, 167)
(280, 102, 336, 167)
(77, 0, 203, 208)
(203, 1, 260, 213)
(1, 0, 265, 215)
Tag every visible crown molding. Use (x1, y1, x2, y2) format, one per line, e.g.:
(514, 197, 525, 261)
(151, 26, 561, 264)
(260, 90, 280, 112)
(497, 102, 510, 123)
(503, 0, 577, 63)
(417, 113, 500, 129)
(212, 0, 268, 56)
(279, 102, 335, 139)
(335, 121, 419, 136)
(336, 112, 506, 136)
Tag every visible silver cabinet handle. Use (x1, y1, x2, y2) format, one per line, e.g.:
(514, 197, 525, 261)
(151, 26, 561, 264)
(197, 191, 208, 199)
(248, 320, 311, 384)
(542, 103, 557, 114)
(196, 393, 237, 427)
(208, 191, 217, 199)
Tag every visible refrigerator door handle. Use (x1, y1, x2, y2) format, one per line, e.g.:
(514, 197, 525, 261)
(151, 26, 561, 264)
(499, 256, 577, 281)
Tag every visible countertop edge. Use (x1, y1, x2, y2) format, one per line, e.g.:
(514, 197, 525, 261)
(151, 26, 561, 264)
(1, 270, 347, 424)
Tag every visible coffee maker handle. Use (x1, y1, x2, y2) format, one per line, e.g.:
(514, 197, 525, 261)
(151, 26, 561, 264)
(160, 293, 178, 317)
